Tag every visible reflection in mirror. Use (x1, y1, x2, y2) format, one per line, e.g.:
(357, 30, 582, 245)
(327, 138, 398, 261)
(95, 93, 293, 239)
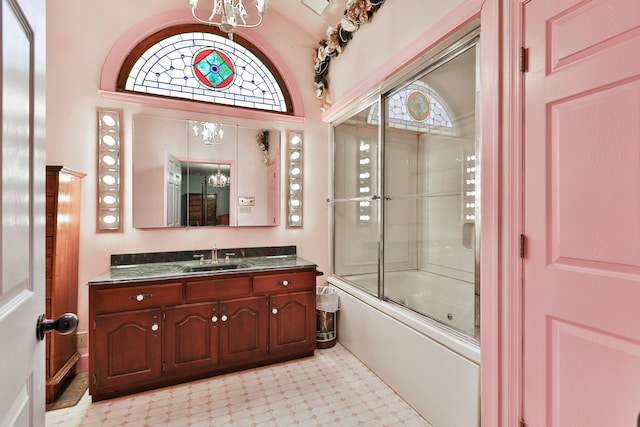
(133, 115, 280, 228)
(181, 162, 231, 226)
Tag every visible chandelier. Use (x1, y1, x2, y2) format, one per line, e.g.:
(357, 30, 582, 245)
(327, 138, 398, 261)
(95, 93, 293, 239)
(208, 165, 230, 188)
(191, 121, 224, 145)
(189, 0, 266, 38)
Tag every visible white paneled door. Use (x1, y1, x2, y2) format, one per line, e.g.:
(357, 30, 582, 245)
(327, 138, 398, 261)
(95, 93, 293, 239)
(523, 0, 640, 425)
(0, 0, 46, 425)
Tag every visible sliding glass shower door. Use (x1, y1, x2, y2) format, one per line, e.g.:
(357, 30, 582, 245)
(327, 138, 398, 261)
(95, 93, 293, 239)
(333, 106, 381, 295)
(382, 41, 479, 337)
(332, 31, 480, 339)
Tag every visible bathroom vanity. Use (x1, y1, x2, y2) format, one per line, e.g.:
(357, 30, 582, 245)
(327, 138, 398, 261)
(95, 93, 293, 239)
(88, 248, 319, 401)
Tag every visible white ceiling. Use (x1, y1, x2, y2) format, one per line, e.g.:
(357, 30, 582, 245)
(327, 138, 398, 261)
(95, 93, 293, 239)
(266, 0, 347, 40)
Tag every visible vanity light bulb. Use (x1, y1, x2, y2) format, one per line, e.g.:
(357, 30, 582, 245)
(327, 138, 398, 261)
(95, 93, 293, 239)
(102, 155, 116, 166)
(101, 135, 116, 146)
(290, 135, 301, 145)
(102, 214, 117, 224)
(290, 214, 300, 222)
(290, 199, 300, 207)
(359, 158, 370, 165)
(102, 195, 117, 205)
(290, 151, 301, 161)
(291, 183, 301, 191)
(291, 167, 301, 176)
(102, 175, 117, 185)
(101, 114, 116, 127)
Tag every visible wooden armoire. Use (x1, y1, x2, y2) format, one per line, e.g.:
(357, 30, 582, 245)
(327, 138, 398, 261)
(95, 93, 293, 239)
(182, 193, 217, 226)
(46, 166, 85, 403)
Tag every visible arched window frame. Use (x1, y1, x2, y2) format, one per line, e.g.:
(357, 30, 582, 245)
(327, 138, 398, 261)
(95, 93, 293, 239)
(116, 24, 293, 115)
(99, 12, 305, 124)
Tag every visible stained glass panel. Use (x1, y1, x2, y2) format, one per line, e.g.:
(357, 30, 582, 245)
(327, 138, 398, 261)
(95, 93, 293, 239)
(124, 31, 288, 112)
(368, 81, 456, 135)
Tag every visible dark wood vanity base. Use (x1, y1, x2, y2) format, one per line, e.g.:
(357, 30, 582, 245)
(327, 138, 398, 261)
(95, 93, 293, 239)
(89, 267, 317, 402)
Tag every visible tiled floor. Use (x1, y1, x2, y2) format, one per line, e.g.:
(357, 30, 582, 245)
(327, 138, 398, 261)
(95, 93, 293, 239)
(46, 343, 432, 426)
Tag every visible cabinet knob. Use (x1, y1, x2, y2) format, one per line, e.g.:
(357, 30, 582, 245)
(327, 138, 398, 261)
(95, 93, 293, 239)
(130, 293, 153, 302)
(278, 280, 289, 286)
(221, 315, 228, 322)
(211, 316, 218, 323)
(272, 308, 278, 315)
(151, 323, 159, 331)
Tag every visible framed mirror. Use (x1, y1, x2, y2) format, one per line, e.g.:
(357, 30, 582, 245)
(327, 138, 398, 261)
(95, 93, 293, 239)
(133, 115, 280, 228)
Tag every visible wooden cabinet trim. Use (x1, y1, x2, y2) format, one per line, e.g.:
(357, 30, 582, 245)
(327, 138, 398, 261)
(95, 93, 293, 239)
(185, 276, 251, 302)
(252, 270, 315, 294)
(93, 282, 183, 313)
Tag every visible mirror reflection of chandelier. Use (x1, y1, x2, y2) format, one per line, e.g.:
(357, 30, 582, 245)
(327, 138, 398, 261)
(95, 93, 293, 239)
(208, 165, 230, 187)
(192, 121, 224, 145)
(188, 0, 266, 39)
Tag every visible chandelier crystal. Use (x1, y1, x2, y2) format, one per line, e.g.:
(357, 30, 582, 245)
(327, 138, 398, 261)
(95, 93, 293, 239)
(208, 165, 230, 188)
(191, 121, 224, 145)
(189, 0, 266, 38)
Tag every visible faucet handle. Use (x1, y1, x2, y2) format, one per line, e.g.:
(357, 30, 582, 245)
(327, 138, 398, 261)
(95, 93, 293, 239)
(224, 252, 235, 263)
(193, 254, 205, 265)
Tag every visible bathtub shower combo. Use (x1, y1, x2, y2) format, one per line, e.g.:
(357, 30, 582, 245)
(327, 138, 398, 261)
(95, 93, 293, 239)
(329, 29, 481, 427)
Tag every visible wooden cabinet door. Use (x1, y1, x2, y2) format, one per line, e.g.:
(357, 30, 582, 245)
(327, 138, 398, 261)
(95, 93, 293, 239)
(93, 308, 162, 391)
(164, 302, 220, 376)
(269, 291, 315, 356)
(219, 296, 268, 365)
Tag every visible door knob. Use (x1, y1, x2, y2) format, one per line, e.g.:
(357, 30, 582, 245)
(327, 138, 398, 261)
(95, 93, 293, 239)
(36, 313, 78, 341)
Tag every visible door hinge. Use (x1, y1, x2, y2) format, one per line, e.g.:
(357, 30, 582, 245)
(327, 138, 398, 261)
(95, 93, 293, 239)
(519, 47, 528, 72)
(162, 362, 166, 373)
(519, 234, 526, 258)
(520, 419, 526, 427)
(93, 372, 97, 385)
(93, 319, 96, 330)
(162, 311, 166, 321)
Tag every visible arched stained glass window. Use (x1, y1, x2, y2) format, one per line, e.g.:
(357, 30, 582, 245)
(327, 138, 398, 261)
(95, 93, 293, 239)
(117, 25, 292, 113)
(367, 81, 457, 135)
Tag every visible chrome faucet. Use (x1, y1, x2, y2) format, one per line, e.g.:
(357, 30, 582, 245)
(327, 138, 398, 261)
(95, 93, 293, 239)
(211, 245, 218, 264)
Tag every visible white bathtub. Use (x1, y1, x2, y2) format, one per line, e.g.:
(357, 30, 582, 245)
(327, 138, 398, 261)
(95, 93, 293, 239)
(328, 272, 480, 427)
(345, 270, 476, 335)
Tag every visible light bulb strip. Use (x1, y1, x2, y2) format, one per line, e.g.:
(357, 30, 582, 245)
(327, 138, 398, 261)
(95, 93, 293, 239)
(287, 131, 303, 227)
(97, 109, 122, 231)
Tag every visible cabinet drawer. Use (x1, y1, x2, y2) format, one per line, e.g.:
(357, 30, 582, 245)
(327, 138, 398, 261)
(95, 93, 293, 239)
(93, 282, 183, 312)
(185, 277, 251, 302)
(253, 270, 315, 294)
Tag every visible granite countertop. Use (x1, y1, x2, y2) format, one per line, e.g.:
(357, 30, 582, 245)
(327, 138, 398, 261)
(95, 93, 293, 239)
(87, 246, 319, 285)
